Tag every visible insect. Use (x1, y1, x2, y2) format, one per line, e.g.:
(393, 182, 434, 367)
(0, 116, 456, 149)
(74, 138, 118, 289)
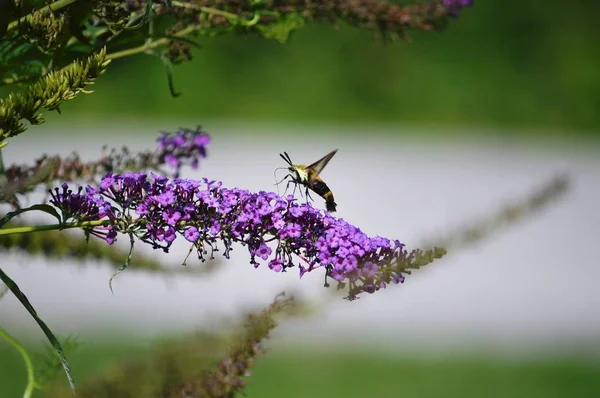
(276, 149, 338, 212)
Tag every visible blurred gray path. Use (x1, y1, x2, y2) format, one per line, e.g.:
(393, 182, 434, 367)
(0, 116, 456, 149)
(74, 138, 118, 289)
(1, 122, 598, 356)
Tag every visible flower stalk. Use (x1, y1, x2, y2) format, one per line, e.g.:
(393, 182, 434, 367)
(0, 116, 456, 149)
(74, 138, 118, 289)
(46, 172, 446, 299)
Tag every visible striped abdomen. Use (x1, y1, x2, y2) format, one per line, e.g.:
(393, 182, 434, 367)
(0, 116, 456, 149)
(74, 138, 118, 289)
(308, 175, 337, 213)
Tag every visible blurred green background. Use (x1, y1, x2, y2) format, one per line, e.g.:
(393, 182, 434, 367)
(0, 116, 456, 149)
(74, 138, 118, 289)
(62, 0, 600, 136)
(2, 340, 600, 397)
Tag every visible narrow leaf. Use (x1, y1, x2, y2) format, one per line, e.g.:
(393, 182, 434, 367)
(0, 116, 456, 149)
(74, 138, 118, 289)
(127, 0, 154, 30)
(0, 204, 61, 228)
(0, 267, 76, 394)
(160, 54, 181, 98)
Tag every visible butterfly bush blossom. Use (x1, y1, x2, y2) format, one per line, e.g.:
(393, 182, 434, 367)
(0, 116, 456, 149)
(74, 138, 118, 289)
(50, 173, 442, 299)
(156, 127, 210, 177)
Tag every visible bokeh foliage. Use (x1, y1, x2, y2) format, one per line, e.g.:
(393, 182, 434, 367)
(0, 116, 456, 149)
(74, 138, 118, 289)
(0, 0, 472, 141)
(3, 340, 600, 398)
(51, 0, 600, 134)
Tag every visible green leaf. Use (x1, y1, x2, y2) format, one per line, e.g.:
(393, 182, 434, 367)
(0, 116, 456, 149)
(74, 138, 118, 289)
(160, 54, 181, 98)
(0, 267, 76, 394)
(127, 0, 154, 30)
(0, 204, 61, 228)
(0, 36, 36, 66)
(255, 12, 306, 44)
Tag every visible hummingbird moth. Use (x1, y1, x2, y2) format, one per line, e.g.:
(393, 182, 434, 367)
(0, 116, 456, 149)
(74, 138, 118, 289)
(277, 149, 338, 212)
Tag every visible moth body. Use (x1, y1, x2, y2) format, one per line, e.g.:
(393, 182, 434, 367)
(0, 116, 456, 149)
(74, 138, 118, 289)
(278, 150, 338, 213)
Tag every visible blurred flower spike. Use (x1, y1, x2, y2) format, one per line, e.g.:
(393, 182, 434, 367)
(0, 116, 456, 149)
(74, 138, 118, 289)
(50, 173, 445, 299)
(443, 0, 473, 17)
(156, 126, 210, 177)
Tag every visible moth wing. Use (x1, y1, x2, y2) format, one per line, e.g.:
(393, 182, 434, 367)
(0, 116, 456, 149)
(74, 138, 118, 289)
(307, 149, 338, 174)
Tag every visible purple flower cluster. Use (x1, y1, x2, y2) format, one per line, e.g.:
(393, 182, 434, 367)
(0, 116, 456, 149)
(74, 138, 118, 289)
(49, 183, 117, 244)
(52, 173, 411, 299)
(443, 0, 473, 17)
(156, 127, 210, 177)
(49, 183, 111, 221)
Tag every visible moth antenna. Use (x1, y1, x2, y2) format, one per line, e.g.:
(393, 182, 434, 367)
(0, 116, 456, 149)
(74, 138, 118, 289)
(279, 153, 292, 166)
(283, 152, 293, 165)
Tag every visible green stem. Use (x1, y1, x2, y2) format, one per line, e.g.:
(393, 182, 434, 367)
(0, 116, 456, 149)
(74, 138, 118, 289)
(0, 220, 108, 236)
(0, 328, 37, 398)
(106, 4, 258, 60)
(171, 2, 242, 22)
(106, 25, 198, 60)
(6, 0, 79, 33)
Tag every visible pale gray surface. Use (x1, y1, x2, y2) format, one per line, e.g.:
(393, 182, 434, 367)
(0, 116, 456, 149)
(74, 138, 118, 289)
(1, 122, 599, 356)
